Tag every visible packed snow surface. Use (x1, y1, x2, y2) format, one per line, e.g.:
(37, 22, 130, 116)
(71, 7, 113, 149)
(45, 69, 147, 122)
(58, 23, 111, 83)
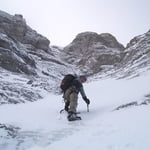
(0, 70, 150, 150)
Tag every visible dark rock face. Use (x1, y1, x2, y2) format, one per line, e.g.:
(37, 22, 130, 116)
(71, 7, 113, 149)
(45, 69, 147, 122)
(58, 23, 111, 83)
(112, 29, 150, 78)
(0, 33, 36, 75)
(0, 10, 51, 75)
(0, 10, 52, 104)
(63, 32, 125, 74)
(0, 80, 42, 104)
(0, 11, 50, 51)
(8, 14, 27, 41)
(0, 10, 75, 104)
(124, 30, 150, 64)
(114, 94, 150, 111)
(72, 32, 124, 49)
(63, 30, 150, 77)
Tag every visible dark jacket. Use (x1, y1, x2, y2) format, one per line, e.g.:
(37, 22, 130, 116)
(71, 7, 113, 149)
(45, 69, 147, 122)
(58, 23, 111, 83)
(71, 77, 87, 99)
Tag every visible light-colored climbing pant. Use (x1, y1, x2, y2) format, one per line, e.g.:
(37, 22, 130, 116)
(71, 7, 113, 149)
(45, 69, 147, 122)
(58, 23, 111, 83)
(64, 86, 78, 113)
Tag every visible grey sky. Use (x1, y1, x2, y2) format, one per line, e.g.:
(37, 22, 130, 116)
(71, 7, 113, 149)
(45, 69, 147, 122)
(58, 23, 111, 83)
(1, 0, 150, 47)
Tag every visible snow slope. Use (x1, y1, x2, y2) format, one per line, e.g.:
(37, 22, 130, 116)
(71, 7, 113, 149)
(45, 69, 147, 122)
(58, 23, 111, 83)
(0, 69, 150, 150)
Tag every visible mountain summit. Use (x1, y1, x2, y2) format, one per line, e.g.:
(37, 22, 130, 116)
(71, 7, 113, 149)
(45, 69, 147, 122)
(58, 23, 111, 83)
(63, 31, 124, 74)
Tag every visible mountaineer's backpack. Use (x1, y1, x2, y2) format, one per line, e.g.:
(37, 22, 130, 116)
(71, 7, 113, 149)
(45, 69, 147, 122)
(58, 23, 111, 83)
(60, 74, 76, 92)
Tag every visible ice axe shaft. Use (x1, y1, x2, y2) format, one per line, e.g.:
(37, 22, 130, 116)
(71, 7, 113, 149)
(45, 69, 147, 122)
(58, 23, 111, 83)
(87, 104, 89, 112)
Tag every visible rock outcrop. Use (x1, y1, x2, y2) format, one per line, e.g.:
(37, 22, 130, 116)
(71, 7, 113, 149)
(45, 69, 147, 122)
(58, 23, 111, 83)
(0, 10, 51, 75)
(112, 29, 150, 78)
(63, 32, 125, 74)
(0, 11, 50, 50)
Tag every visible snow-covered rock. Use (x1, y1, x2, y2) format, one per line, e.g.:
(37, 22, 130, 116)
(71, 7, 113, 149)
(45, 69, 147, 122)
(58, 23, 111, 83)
(0, 10, 50, 51)
(110, 29, 150, 79)
(63, 32, 125, 74)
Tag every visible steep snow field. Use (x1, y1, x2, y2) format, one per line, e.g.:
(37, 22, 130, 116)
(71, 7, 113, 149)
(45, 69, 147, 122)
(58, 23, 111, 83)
(0, 70, 150, 150)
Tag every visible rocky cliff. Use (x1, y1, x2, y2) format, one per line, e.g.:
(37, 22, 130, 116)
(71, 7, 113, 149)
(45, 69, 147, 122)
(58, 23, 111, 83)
(63, 32, 125, 74)
(110, 29, 150, 79)
(0, 10, 74, 104)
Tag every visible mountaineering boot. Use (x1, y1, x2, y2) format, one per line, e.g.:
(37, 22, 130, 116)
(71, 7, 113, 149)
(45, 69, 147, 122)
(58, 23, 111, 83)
(67, 112, 81, 121)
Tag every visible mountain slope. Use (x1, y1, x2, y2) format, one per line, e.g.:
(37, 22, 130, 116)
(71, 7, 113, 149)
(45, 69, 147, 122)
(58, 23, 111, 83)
(113, 29, 150, 79)
(0, 69, 150, 150)
(0, 10, 77, 104)
(0, 10, 150, 150)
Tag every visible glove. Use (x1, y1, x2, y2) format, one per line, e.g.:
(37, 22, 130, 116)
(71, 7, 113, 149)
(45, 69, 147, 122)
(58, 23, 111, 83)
(83, 97, 90, 105)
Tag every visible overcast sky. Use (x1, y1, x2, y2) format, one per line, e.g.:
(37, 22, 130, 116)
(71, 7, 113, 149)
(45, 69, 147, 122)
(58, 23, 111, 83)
(1, 0, 150, 47)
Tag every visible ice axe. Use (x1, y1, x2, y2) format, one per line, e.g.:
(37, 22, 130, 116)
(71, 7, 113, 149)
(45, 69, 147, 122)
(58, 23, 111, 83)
(87, 104, 89, 112)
